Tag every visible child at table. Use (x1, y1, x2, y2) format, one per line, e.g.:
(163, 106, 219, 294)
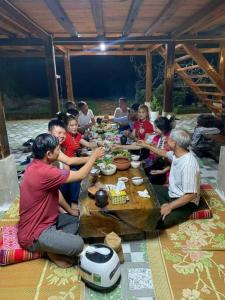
(132, 104, 154, 140)
(58, 113, 96, 157)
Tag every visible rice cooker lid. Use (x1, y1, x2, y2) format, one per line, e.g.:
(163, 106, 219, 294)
(85, 244, 114, 263)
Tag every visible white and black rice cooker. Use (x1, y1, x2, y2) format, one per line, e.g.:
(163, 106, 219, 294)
(78, 243, 121, 292)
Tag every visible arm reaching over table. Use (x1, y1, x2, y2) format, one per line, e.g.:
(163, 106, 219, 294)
(137, 140, 167, 157)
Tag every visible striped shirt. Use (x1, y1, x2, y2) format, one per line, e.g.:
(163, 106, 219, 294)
(166, 151, 200, 205)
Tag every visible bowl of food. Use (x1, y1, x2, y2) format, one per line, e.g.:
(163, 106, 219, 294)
(131, 154, 140, 161)
(100, 164, 117, 176)
(131, 161, 141, 168)
(90, 166, 101, 176)
(131, 176, 144, 186)
(112, 156, 131, 171)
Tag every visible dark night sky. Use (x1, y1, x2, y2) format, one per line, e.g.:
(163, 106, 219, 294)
(0, 55, 145, 99)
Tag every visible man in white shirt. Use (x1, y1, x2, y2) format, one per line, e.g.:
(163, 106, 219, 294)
(138, 129, 200, 229)
(77, 101, 96, 130)
(113, 97, 130, 131)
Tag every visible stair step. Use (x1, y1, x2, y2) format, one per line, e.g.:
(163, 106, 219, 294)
(203, 98, 222, 103)
(188, 74, 209, 78)
(197, 92, 224, 97)
(176, 65, 199, 72)
(195, 84, 216, 87)
(175, 55, 191, 63)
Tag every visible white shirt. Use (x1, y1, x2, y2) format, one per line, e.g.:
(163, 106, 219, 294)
(113, 107, 129, 125)
(166, 151, 200, 205)
(78, 109, 94, 127)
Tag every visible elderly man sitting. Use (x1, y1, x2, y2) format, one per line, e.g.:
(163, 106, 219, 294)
(138, 129, 200, 229)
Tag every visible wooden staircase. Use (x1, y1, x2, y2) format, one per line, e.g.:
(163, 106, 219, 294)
(157, 44, 225, 118)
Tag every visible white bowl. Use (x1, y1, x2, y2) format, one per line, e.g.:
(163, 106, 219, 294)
(131, 161, 141, 168)
(132, 176, 143, 185)
(100, 164, 117, 176)
(131, 154, 140, 161)
(118, 177, 129, 183)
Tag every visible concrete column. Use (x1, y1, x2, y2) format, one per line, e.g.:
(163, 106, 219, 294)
(0, 155, 19, 211)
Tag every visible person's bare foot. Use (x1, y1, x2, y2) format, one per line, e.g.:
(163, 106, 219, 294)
(47, 252, 75, 268)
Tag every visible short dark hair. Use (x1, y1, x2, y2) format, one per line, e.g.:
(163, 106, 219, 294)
(65, 101, 76, 110)
(78, 101, 87, 110)
(67, 108, 79, 117)
(56, 112, 77, 127)
(48, 118, 66, 132)
(154, 117, 171, 134)
(119, 97, 127, 103)
(131, 103, 140, 112)
(32, 133, 59, 159)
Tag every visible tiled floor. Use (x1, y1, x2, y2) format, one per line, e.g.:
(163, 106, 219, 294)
(5, 114, 219, 300)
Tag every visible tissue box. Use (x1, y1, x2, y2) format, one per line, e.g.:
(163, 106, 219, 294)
(109, 189, 128, 205)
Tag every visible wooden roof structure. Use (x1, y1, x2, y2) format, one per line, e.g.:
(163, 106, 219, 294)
(0, 0, 225, 56)
(1, 0, 225, 159)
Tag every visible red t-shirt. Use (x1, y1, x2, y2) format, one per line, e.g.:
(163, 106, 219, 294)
(133, 119, 154, 140)
(61, 132, 82, 157)
(18, 159, 69, 248)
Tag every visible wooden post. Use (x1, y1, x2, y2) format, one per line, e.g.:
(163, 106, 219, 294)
(64, 49, 74, 101)
(219, 42, 225, 80)
(145, 49, 152, 102)
(45, 36, 60, 116)
(163, 42, 175, 113)
(0, 94, 10, 159)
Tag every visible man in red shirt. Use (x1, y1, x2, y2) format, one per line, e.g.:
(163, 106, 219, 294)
(18, 133, 104, 268)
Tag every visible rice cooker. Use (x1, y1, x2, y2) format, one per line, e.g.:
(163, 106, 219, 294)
(78, 243, 121, 292)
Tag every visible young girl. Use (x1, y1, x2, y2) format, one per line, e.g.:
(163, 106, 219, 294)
(132, 104, 154, 140)
(144, 117, 172, 185)
(59, 113, 95, 157)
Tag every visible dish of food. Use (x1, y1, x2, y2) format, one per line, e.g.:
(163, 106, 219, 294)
(131, 176, 144, 185)
(131, 161, 141, 168)
(131, 154, 140, 161)
(118, 177, 129, 183)
(100, 163, 117, 175)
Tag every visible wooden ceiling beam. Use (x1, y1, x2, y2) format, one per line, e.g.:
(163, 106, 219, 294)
(1, 35, 225, 48)
(44, 0, 78, 37)
(122, 0, 143, 36)
(145, 0, 181, 36)
(56, 45, 67, 54)
(190, 9, 225, 34)
(70, 50, 145, 56)
(0, 13, 31, 37)
(90, 0, 104, 37)
(172, 0, 225, 37)
(54, 35, 225, 45)
(0, 27, 16, 38)
(0, 38, 44, 46)
(0, 0, 49, 39)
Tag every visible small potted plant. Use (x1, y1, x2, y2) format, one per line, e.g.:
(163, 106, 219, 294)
(150, 95, 161, 121)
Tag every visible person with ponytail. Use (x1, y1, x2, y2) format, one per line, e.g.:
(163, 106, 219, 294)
(144, 116, 172, 185)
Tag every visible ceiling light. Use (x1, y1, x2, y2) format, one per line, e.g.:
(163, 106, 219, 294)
(100, 42, 106, 51)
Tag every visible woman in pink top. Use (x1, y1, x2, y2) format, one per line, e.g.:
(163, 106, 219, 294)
(144, 117, 172, 185)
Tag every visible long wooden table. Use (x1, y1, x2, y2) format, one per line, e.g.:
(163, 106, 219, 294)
(79, 167, 161, 238)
